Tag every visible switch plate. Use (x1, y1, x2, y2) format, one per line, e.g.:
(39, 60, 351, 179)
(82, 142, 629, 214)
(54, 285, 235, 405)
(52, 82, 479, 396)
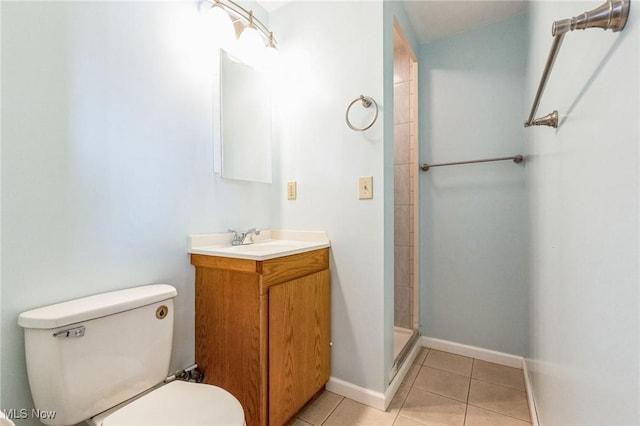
(359, 176, 373, 199)
(287, 181, 297, 200)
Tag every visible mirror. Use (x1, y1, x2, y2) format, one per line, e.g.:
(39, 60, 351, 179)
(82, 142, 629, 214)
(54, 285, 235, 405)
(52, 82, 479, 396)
(213, 49, 272, 183)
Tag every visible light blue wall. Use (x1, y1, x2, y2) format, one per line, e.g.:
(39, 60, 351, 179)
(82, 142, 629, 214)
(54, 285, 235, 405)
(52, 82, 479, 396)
(386, 0, 419, 52)
(9, 1, 636, 423)
(418, 15, 529, 356)
(0, 0, 399, 416)
(525, 1, 639, 424)
(269, 0, 387, 394)
(1, 2, 277, 424)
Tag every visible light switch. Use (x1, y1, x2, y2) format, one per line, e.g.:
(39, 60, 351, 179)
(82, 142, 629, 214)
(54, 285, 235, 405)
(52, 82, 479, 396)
(359, 176, 373, 199)
(287, 181, 297, 200)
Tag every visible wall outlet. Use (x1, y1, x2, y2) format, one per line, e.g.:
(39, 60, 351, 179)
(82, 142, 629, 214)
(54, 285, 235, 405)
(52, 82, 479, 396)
(359, 176, 373, 199)
(287, 181, 297, 200)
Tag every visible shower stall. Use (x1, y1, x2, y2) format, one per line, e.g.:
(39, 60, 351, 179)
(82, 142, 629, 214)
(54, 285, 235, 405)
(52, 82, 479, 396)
(391, 21, 419, 378)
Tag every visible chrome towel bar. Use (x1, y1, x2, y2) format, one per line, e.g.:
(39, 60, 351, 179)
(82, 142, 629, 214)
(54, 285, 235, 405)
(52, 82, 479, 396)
(525, 34, 565, 128)
(524, 0, 630, 128)
(420, 155, 524, 172)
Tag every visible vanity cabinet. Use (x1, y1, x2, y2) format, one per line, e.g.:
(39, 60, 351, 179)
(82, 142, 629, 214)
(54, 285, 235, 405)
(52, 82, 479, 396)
(192, 248, 330, 426)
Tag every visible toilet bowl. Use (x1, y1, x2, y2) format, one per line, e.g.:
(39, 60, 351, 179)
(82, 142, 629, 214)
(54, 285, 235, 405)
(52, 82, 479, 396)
(87, 381, 244, 426)
(0, 412, 16, 426)
(19, 284, 244, 426)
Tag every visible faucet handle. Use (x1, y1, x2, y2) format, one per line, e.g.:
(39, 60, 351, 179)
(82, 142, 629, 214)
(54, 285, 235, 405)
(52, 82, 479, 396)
(239, 228, 261, 245)
(228, 229, 244, 246)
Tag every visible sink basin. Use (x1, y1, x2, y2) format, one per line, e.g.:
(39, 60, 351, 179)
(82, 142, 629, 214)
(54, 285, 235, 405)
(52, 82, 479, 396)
(188, 230, 330, 261)
(223, 241, 304, 252)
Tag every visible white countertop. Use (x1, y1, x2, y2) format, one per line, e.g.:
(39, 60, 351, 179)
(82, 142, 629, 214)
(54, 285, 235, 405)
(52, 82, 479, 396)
(188, 230, 330, 261)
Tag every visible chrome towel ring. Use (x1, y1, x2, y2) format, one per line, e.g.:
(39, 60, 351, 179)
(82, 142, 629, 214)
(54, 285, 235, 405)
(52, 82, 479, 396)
(345, 95, 379, 131)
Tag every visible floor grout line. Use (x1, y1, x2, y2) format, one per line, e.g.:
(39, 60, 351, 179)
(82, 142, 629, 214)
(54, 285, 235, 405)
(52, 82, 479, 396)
(295, 347, 532, 425)
(318, 395, 344, 426)
(466, 402, 532, 423)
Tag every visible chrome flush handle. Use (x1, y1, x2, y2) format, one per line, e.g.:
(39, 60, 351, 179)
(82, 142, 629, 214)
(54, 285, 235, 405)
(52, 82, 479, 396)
(53, 326, 86, 338)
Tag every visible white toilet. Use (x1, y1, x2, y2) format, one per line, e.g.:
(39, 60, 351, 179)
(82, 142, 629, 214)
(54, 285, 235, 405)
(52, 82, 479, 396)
(18, 284, 245, 426)
(0, 412, 16, 426)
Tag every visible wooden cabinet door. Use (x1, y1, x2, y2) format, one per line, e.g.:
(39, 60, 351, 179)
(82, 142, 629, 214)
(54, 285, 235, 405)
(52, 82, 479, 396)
(268, 270, 330, 426)
(195, 268, 267, 426)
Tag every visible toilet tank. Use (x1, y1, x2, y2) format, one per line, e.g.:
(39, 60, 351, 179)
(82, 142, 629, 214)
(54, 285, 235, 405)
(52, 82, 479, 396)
(18, 284, 177, 426)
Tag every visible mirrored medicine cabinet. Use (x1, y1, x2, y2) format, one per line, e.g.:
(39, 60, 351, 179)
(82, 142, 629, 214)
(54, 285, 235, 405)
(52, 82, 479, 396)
(213, 49, 272, 183)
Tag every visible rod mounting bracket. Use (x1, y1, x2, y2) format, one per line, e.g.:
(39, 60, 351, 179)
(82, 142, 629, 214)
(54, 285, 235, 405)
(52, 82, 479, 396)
(524, 111, 558, 128)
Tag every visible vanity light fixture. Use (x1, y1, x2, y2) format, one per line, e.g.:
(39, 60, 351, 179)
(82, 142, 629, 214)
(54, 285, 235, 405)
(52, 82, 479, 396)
(207, 1, 236, 49)
(204, 0, 278, 61)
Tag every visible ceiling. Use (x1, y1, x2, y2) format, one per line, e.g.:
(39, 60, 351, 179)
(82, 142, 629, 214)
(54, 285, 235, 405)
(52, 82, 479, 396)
(257, 0, 293, 13)
(403, 0, 528, 43)
(257, 0, 528, 44)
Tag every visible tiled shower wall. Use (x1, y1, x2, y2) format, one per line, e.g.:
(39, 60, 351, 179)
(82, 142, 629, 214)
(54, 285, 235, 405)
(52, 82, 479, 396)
(393, 40, 417, 330)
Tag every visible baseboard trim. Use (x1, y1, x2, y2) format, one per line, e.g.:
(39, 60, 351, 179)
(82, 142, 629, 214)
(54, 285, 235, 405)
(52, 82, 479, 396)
(327, 336, 540, 423)
(384, 337, 422, 408)
(327, 338, 422, 412)
(422, 336, 540, 424)
(522, 359, 540, 426)
(326, 377, 386, 411)
(421, 336, 523, 368)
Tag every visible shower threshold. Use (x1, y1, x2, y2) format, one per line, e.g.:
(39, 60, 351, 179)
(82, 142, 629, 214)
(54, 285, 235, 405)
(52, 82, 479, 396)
(390, 327, 419, 382)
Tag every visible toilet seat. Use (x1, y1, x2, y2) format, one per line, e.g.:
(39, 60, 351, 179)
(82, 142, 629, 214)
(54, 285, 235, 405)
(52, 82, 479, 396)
(93, 381, 245, 426)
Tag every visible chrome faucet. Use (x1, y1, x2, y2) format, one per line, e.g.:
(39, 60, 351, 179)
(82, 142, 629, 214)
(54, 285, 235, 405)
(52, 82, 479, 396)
(230, 228, 261, 246)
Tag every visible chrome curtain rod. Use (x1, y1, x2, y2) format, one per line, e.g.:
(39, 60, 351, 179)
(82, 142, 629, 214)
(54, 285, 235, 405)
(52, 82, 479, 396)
(524, 0, 630, 128)
(420, 155, 523, 172)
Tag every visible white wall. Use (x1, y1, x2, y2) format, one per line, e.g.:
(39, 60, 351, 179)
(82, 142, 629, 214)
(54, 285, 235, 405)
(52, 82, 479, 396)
(419, 16, 529, 356)
(525, 2, 639, 424)
(269, 1, 388, 393)
(1, 2, 278, 424)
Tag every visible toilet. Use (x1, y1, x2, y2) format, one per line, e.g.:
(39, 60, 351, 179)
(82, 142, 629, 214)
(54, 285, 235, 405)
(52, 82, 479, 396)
(18, 284, 245, 426)
(0, 412, 16, 426)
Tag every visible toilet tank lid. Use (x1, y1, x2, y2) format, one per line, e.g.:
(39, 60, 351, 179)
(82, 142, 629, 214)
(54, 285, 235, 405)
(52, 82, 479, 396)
(18, 284, 177, 329)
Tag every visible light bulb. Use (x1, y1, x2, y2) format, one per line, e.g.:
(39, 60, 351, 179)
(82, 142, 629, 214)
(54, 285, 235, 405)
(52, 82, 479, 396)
(237, 23, 263, 66)
(204, 3, 235, 50)
(262, 42, 278, 73)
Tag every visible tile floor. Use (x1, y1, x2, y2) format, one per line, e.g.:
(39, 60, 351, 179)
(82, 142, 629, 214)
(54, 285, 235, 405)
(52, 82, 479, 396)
(291, 347, 531, 426)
